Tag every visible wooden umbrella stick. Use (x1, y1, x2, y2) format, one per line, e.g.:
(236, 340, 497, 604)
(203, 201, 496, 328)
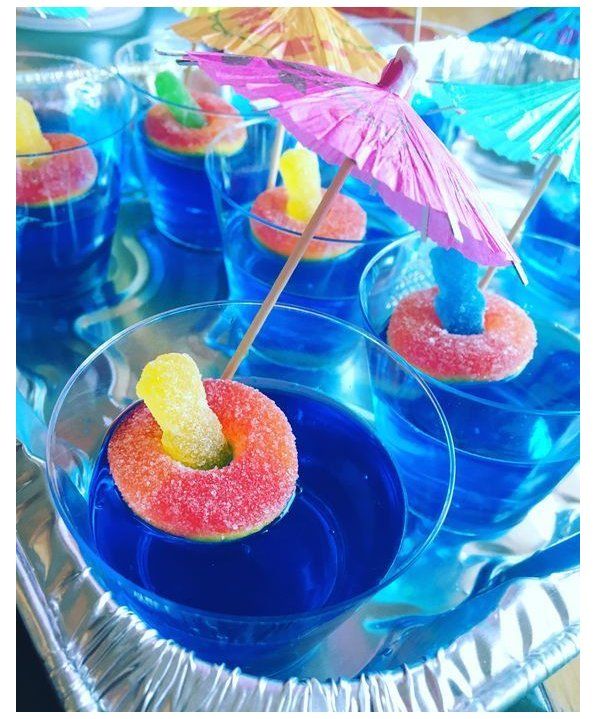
(413, 7, 423, 45)
(184, 42, 197, 85)
(267, 123, 286, 189)
(222, 157, 355, 380)
(479, 154, 561, 290)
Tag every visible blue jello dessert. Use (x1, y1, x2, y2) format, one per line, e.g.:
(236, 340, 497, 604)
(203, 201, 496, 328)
(90, 380, 405, 664)
(134, 71, 255, 249)
(16, 99, 120, 299)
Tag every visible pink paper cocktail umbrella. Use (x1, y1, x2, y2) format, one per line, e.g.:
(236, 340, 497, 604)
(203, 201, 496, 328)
(176, 47, 524, 378)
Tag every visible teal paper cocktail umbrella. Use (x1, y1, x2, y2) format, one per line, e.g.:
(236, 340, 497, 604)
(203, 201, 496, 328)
(34, 7, 88, 19)
(432, 77, 580, 287)
(469, 7, 580, 60)
(433, 78, 579, 182)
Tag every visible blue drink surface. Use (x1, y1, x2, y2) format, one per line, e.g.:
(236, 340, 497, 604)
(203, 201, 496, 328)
(89, 381, 405, 619)
(380, 317, 579, 535)
(135, 113, 265, 249)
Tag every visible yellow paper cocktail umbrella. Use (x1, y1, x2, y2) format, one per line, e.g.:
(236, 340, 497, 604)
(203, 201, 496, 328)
(172, 7, 385, 186)
(175, 7, 217, 19)
(172, 6, 385, 81)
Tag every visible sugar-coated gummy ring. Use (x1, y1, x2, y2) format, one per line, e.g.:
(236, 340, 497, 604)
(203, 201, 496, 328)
(388, 288, 537, 383)
(144, 92, 247, 156)
(108, 379, 298, 541)
(250, 187, 367, 260)
(16, 133, 98, 207)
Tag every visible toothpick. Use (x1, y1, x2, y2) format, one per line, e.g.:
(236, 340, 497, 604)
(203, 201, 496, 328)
(222, 158, 356, 379)
(267, 123, 286, 189)
(479, 154, 561, 290)
(413, 8, 423, 45)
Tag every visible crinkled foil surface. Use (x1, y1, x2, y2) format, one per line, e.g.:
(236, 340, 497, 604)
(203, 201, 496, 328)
(17, 442, 578, 712)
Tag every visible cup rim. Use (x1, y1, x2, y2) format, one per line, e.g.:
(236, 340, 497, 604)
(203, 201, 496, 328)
(114, 32, 264, 119)
(520, 230, 580, 256)
(16, 50, 134, 159)
(206, 115, 406, 246)
(359, 238, 580, 417)
(46, 300, 456, 625)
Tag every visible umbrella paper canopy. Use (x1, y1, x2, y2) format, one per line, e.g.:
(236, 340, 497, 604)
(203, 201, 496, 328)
(172, 7, 386, 82)
(180, 50, 516, 268)
(33, 7, 88, 19)
(469, 7, 580, 60)
(432, 78, 580, 183)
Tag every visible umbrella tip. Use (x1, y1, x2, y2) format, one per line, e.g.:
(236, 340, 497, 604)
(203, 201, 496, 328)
(155, 48, 186, 57)
(512, 258, 529, 286)
(378, 45, 418, 96)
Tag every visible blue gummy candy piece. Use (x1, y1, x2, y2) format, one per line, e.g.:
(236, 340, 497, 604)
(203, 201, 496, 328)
(430, 247, 486, 335)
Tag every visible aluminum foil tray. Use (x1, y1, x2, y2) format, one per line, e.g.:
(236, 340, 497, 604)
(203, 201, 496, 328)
(17, 192, 579, 709)
(16, 13, 581, 711)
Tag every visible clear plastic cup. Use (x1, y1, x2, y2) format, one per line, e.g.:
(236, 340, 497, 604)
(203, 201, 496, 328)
(207, 116, 413, 331)
(114, 33, 263, 250)
(16, 52, 132, 300)
(359, 237, 579, 536)
(47, 301, 455, 675)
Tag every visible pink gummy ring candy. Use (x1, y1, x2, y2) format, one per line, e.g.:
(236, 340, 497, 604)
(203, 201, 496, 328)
(144, 92, 247, 156)
(250, 187, 367, 260)
(16, 133, 98, 207)
(388, 288, 537, 382)
(108, 379, 298, 541)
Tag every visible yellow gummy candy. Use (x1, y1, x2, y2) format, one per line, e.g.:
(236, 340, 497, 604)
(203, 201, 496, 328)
(279, 144, 321, 223)
(136, 353, 230, 470)
(16, 96, 52, 155)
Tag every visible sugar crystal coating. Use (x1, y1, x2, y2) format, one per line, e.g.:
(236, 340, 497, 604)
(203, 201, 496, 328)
(145, 92, 246, 156)
(136, 353, 229, 470)
(430, 247, 486, 334)
(16, 133, 98, 207)
(279, 144, 321, 222)
(388, 288, 537, 382)
(108, 379, 299, 541)
(251, 187, 366, 260)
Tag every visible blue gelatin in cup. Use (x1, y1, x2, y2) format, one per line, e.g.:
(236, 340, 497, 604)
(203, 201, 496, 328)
(16, 53, 129, 300)
(222, 207, 399, 327)
(89, 381, 405, 666)
(47, 302, 455, 676)
(17, 107, 120, 298)
(115, 34, 266, 250)
(209, 116, 408, 330)
(525, 172, 580, 245)
(360, 238, 580, 537)
(17, 157, 120, 299)
(134, 105, 266, 249)
(378, 318, 579, 535)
